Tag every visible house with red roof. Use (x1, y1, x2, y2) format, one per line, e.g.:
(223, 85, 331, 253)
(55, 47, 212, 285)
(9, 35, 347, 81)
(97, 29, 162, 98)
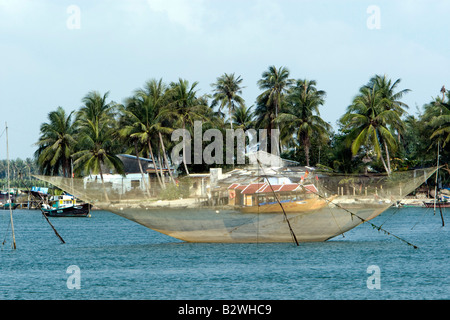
(228, 182, 319, 207)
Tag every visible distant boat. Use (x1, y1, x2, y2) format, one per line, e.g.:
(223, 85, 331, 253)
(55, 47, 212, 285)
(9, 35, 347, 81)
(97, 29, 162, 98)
(423, 201, 450, 208)
(41, 194, 91, 217)
(0, 192, 18, 210)
(1, 202, 19, 210)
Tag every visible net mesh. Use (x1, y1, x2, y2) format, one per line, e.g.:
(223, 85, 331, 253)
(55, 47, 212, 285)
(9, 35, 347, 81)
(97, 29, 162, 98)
(34, 167, 436, 207)
(33, 166, 437, 243)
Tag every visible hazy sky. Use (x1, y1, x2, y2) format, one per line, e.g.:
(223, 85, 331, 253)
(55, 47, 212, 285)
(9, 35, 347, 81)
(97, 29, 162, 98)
(1, 0, 449, 160)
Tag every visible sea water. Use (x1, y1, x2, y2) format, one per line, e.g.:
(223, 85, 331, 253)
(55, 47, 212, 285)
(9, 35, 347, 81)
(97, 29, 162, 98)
(0, 207, 448, 300)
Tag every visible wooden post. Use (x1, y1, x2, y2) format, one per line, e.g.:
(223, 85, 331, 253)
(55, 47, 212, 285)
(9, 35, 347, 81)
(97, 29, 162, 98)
(5, 123, 16, 250)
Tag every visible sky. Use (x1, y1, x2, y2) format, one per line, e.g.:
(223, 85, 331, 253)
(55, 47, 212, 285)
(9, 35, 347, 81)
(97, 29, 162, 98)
(0, 0, 449, 160)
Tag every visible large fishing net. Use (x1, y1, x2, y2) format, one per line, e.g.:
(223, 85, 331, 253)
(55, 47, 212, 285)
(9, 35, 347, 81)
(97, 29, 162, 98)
(34, 160, 437, 244)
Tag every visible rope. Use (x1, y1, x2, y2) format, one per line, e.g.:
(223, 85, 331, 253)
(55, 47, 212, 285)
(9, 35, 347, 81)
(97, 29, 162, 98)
(17, 174, 65, 244)
(299, 185, 419, 249)
(256, 159, 299, 246)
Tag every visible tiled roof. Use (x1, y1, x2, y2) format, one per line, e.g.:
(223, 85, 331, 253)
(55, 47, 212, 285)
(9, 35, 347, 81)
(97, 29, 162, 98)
(277, 184, 301, 192)
(255, 184, 282, 193)
(302, 184, 318, 194)
(241, 183, 266, 194)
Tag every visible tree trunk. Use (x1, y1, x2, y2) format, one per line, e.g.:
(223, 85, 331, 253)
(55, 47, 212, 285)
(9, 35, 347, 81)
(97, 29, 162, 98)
(159, 132, 176, 185)
(157, 151, 166, 188)
(64, 158, 70, 178)
(148, 140, 164, 189)
(182, 121, 190, 175)
(379, 151, 390, 176)
(98, 163, 110, 202)
(303, 136, 311, 167)
(229, 104, 233, 130)
(383, 141, 392, 175)
(134, 142, 151, 198)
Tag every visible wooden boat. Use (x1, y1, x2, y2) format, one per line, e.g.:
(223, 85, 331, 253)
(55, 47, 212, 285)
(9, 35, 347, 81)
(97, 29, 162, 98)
(42, 203, 91, 217)
(41, 194, 91, 217)
(423, 201, 450, 208)
(240, 197, 330, 213)
(1, 203, 19, 210)
(231, 183, 332, 213)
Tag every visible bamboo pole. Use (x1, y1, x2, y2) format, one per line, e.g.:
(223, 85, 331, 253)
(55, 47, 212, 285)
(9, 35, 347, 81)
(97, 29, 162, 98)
(6, 123, 16, 249)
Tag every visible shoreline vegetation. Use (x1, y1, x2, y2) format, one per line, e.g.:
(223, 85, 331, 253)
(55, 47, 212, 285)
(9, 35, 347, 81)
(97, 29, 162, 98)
(1, 66, 449, 190)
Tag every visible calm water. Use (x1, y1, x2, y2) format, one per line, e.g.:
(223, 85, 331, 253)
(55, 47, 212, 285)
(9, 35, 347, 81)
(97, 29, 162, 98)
(0, 207, 448, 300)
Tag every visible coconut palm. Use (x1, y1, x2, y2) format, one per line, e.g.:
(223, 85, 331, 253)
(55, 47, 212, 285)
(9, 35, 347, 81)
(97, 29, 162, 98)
(341, 86, 400, 175)
(366, 75, 410, 172)
(211, 73, 246, 129)
(121, 82, 165, 188)
(163, 78, 210, 175)
(117, 100, 153, 195)
(73, 91, 124, 201)
(256, 66, 294, 153)
(35, 106, 77, 177)
(233, 104, 255, 131)
(276, 79, 331, 166)
(428, 90, 450, 148)
(120, 79, 177, 188)
(145, 79, 177, 185)
(257, 66, 294, 122)
(367, 75, 410, 118)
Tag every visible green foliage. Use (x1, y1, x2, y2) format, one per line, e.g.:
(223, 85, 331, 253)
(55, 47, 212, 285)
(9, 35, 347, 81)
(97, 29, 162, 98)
(27, 68, 449, 188)
(158, 178, 191, 200)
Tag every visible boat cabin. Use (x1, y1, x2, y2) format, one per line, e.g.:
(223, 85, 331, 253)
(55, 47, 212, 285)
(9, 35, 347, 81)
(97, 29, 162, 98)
(49, 195, 76, 209)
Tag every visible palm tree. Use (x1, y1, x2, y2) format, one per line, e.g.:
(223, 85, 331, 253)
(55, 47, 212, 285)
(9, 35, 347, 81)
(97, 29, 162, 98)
(367, 75, 410, 117)
(341, 85, 400, 175)
(73, 91, 124, 201)
(145, 79, 177, 185)
(211, 73, 246, 129)
(120, 79, 176, 188)
(78, 91, 116, 124)
(366, 75, 410, 172)
(35, 106, 76, 177)
(164, 78, 210, 175)
(276, 79, 331, 166)
(233, 104, 255, 131)
(117, 100, 152, 195)
(256, 66, 294, 152)
(120, 82, 164, 188)
(429, 89, 450, 148)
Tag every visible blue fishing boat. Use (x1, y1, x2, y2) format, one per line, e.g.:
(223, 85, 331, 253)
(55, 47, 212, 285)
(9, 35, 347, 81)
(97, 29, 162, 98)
(41, 194, 91, 217)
